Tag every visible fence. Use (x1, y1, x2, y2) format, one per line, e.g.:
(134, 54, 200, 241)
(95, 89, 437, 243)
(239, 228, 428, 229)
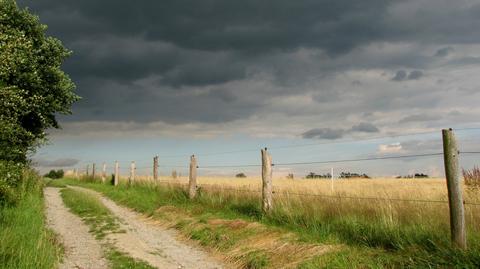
(67, 128, 480, 249)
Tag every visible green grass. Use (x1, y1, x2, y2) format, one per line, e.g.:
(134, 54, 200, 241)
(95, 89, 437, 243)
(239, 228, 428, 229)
(0, 180, 62, 269)
(45, 178, 67, 188)
(106, 249, 156, 269)
(61, 188, 122, 239)
(57, 178, 480, 268)
(60, 187, 154, 269)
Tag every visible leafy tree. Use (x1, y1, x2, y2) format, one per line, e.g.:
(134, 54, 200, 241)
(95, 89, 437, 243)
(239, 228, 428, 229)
(43, 169, 64, 179)
(0, 0, 78, 204)
(0, 0, 79, 163)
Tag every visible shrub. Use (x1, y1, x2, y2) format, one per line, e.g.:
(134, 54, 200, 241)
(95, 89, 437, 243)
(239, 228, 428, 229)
(236, 173, 247, 178)
(463, 166, 480, 188)
(43, 169, 64, 179)
(0, 161, 25, 205)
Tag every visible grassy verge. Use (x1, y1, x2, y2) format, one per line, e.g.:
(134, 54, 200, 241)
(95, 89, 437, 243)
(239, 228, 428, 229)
(0, 176, 62, 269)
(60, 187, 155, 269)
(58, 178, 480, 268)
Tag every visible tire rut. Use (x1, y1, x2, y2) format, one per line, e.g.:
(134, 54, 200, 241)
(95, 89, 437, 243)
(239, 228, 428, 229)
(69, 186, 224, 269)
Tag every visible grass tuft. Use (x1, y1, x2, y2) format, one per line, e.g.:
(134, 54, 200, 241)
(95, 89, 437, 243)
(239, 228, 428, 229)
(0, 184, 62, 269)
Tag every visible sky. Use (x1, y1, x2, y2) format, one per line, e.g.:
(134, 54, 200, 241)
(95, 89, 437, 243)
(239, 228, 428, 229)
(18, 0, 480, 177)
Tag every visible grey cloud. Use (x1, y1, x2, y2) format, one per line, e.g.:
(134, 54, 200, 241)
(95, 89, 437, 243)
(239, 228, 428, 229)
(34, 158, 79, 167)
(407, 70, 423, 80)
(392, 70, 407, 81)
(350, 122, 379, 133)
(435, 47, 454, 57)
(301, 128, 345, 140)
(15, 0, 480, 127)
(392, 70, 423, 81)
(399, 114, 441, 123)
(302, 122, 379, 139)
(447, 57, 480, 66)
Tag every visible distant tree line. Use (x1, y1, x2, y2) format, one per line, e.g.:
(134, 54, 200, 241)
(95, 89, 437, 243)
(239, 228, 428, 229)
(305, 172, 370, 179)
(44, 169, 64, 179)
(306, 172, 332, 179)
(396, 173, 429, 179)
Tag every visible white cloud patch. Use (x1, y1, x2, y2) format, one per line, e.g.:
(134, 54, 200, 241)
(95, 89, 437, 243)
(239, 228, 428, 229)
(378, 142, 403, 153)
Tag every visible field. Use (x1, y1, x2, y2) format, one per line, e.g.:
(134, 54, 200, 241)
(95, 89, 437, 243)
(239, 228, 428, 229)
(65, 175, 480, 268)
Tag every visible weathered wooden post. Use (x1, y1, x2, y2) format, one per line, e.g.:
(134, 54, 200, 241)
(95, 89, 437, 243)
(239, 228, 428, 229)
(86, 164, 90, 177)
(261, 148, 273, 214)
(442, 128, 467, 249)
(189, 155, 197, 199)
(102, 162, 106, 182)
(153, 156, 159, 181)
(129, 161, 136, 185)
(92, 163, 96, 180)
(114, 161, 119, 186)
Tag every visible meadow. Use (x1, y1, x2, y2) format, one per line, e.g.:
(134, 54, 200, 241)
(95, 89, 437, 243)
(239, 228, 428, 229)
(62, 174, 480, 268)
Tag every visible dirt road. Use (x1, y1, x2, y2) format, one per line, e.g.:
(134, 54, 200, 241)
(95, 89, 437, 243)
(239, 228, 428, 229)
(44, 187, 109, 269)
(44, 186, 224, 269)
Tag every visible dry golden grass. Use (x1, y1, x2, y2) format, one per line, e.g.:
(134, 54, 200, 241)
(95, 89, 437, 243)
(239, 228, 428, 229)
(79, 174, 480, 234)
(126, 175, 480, 202)
(66, 175, 480, 267)
(142, 175, 480, 234)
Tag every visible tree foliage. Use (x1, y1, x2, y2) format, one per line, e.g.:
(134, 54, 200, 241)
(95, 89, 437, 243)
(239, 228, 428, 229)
(0, 0, 79, 163)
(43, 169, 64, 179)
(0, 0, 78, 204)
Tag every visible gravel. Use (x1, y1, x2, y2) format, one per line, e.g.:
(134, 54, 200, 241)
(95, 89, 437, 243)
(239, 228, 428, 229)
(69, 186, 225, 269)
(44, 187, 109, 269)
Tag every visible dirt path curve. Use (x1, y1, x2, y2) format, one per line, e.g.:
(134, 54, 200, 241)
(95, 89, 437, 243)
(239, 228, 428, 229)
(44, 187, 109, 269)
(70, 186, 224, 269)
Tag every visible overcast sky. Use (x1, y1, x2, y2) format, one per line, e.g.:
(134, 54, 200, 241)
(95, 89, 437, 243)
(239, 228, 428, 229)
(19, 0, 480, 177)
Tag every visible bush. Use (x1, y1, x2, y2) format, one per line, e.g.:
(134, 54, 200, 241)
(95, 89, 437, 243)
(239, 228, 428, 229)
(43, 170, 64, 179)
(0, 161, 25, 205)
(463, 166, 480, 188)
(236, 173, 247, 178)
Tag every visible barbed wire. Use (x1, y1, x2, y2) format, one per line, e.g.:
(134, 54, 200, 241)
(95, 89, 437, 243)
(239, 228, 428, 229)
(67, 127, 480, 166)
(150, 181, 480, 206)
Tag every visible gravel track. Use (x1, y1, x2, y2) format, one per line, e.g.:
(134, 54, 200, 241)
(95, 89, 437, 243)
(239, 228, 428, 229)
(69, 186, 224, 269)
(44, 187, 108, 269)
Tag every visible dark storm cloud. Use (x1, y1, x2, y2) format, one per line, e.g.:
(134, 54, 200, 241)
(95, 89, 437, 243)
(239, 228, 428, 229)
(435, 47, 454, 57)
(302, 123, 380, 139)
(302, 128, 345, 140)
(391, 70, 407, 81)
(391, 70, 423, 81)
(407, 70, 423, 80)
(350, 123, 379, 133)
(21, 0, 394, 54)
(16, 0, 480, 126)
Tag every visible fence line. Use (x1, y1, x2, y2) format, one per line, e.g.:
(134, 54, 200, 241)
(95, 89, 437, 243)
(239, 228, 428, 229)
(66, 128, 480, 249)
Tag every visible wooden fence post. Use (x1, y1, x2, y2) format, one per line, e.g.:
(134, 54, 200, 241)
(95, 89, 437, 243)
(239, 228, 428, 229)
(442, 128, 467, 249)
(153, 156, 159, 181)
(102, 163, 106, 182)
(114, 161, 119, 186)
(92, 163, 96, 180)
(129, 161, 135, 185)
(86, 164, 89, 177)
(261, 148, 273, 214)
(189, 155, 197, 199)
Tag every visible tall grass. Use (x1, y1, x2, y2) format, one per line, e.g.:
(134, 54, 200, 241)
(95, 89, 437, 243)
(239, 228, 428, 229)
(63, 177, 480, 267)
(0, 174, 62, 269)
